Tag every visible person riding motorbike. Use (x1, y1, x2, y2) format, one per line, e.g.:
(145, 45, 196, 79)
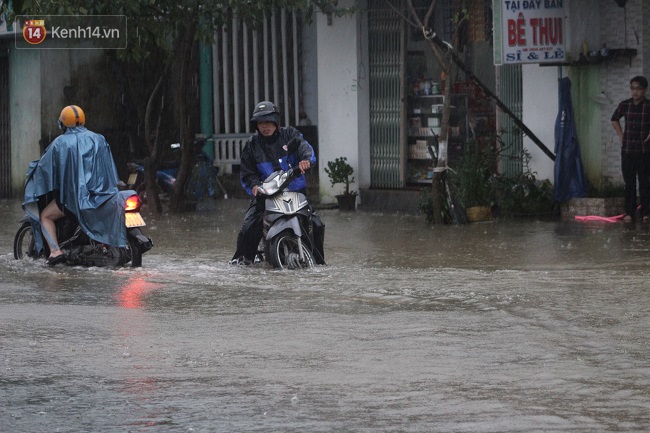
(230, 101, 325, 265)
(22, 105, 128, 266)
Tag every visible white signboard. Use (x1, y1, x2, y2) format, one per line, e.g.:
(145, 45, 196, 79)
(493, 0, 566, 65)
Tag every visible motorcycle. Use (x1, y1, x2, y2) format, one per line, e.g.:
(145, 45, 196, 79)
(125, 143, 180, 204)
(13, 191, 153, 267)
(126, 141, 228, 205)
(258, 166, 318, 270)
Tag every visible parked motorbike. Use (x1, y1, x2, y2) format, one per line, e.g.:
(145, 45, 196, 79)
(258, 165, 318, 270)
(125, 140, 228, 205)
(125, 143, 179, 204)
(13, 191, 153, 267)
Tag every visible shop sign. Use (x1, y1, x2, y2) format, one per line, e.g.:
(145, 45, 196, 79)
(492, 0, 566, 65)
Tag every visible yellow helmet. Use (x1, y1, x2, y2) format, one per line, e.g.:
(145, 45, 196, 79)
(58, 105, 85, 130)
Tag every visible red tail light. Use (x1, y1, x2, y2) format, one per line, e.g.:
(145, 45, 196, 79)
(125, 194, 141, 212)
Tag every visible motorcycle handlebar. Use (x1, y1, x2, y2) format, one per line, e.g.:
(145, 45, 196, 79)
(257, 167, 305, 196)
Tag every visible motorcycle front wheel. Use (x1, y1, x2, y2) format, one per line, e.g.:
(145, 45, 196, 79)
(13, 222, 39, 260)
(269, 231, 315, 270)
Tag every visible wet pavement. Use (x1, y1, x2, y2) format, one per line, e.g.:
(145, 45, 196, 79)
(1, 197, 649, 432)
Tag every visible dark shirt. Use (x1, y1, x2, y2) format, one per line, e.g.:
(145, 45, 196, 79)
(611, 98, 650, 153)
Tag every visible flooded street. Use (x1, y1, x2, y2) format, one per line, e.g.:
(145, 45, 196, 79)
(1, 197, 649, 432)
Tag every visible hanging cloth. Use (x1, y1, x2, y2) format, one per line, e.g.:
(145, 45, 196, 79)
(553, 77, 587, 202)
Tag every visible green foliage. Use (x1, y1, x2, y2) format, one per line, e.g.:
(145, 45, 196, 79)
(418, 179, 462, 224)
(324, 156, 356, 196)
(448, 142, 498, 208)
(419, 145, 558, 222)
(418, 188, 437, 223)
(493, 175, 556, 217)
(453, 7, 468, 24)
(492, 148, 557, 218)
(586, 178, 624, 198)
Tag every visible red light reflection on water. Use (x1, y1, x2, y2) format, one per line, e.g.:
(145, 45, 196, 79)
(117, 277, 161, 309)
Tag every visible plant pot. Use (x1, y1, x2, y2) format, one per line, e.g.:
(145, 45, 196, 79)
(336, 194, 357, 211)
(466, 206, 493, 222)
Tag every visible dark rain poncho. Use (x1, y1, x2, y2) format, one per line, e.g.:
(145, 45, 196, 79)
(553, 77, 587, 202)
(23, 126, 127, 253)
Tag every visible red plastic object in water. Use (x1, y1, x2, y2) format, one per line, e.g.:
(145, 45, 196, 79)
(574, 214, 625, 223)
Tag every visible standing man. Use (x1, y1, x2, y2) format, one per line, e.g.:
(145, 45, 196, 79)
(611, 76, 650, 222)
(230, 101, 325, 265)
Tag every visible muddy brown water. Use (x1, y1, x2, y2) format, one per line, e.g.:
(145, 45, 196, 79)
(1, 198, 649, 432)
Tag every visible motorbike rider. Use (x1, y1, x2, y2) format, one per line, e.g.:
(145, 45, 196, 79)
(230, 101, 325, 265)
(22, 105, 128, 266)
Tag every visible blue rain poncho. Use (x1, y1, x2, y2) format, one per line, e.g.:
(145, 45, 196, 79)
(553, 77, 587, 202)
(23, 126, 127, 253)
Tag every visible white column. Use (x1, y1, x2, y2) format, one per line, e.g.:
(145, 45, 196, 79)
(316, 0, 364, 204)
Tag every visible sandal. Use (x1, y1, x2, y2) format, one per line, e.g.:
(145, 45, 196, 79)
(45, 254, 66, 267)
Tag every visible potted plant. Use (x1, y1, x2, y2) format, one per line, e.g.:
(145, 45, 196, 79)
(449, 143, 497, 222)
(325, 156, 357, 211)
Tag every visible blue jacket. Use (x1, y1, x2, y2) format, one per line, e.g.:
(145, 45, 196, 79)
(23, 126, 128, 252)
(239, 126, 316, 195)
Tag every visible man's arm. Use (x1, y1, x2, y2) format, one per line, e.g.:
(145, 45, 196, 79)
(611, 120, 624, 144)
(239, 140, 263, 195)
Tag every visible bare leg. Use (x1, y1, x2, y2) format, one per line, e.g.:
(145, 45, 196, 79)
(40, 200, 64, 258)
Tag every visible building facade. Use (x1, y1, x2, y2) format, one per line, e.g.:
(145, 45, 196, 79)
(3, 0, 649, 212)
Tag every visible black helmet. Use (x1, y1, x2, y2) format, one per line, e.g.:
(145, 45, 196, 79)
(250, 101, 280, 127)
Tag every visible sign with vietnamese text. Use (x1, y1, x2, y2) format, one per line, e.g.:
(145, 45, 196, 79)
(492, 0, 566, 65)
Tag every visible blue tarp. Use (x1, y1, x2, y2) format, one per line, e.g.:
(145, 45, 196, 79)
(23, 126, 127, 253)
(554, 77, 587, 202)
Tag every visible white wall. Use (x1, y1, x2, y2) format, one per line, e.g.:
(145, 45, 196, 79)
(522, 64, 557, 182)
(356, 3, 370, 194)
(316, 1, 361, 204)
(9, 49, 41, 196)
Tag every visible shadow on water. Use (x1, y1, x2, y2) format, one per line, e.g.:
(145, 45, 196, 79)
(1, 198, 649, 432)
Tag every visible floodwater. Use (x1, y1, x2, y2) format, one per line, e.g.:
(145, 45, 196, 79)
(0, 197, 649, 432)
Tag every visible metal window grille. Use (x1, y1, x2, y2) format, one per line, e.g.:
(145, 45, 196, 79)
(368, 2, 404, 188)
(499, 64, 523, 177)
(212, 10, 302, 134)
